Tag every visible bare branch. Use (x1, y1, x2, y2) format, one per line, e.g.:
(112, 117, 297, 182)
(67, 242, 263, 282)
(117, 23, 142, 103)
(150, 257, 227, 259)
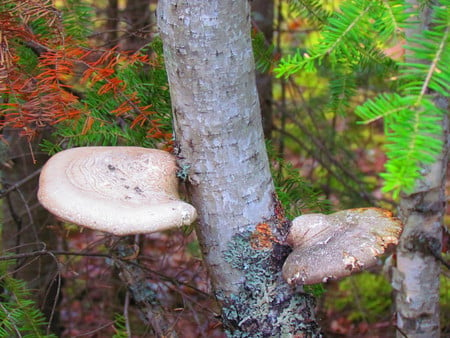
(0, 168, 41, 199)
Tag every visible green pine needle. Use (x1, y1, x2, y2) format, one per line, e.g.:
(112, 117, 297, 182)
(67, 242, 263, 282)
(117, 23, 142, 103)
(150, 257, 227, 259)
(277, 0, 449, 198)
(0, 262, 57, 338)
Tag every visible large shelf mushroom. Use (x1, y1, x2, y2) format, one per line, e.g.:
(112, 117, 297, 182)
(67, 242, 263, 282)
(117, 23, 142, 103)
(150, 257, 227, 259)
(38, 147, 197, 235)
(282, 208, 403, 285)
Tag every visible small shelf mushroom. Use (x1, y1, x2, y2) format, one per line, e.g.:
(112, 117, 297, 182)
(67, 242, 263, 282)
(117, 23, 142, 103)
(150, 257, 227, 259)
(282, 208, 403, 285)
(38, 146, 197, 235)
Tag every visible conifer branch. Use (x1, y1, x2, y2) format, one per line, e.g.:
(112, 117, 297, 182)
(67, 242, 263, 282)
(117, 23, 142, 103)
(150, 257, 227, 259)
(417, 22, 449, 99)
(276, 0, 449, 197)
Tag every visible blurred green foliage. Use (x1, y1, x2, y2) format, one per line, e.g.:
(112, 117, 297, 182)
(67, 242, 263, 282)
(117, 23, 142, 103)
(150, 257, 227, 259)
(0, 262, 57, 338)
(276, 0, 449, 198)
(325, 271, 450, 329)
(326, 272, 392, 323)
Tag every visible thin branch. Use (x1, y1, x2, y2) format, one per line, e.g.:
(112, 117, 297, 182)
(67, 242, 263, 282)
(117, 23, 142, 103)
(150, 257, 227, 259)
(275, 126, 373, 203)
(13, 186, 39, 242)
(418, 22, 449, 100)
(0, 249, 111, 262)
(395, 325, 409, 338)
(0, 168, 42, 199)
(123, 291, 132, 337)
(428, 244, 450, 270)
(73, 321, 115, 337)
(275, 126, 396, 207)
(0, 249, 213, 299)
(42, 251, 62, 336)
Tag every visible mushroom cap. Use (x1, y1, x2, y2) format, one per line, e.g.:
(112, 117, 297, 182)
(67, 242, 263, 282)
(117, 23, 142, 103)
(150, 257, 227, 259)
(282, 208, 403, 285)
(38, 146, 197, 235)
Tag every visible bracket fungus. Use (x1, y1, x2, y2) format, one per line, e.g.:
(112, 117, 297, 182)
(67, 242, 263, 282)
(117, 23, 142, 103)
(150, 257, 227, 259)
(282, 208, 403, 285)
(38, 146, 197, 235)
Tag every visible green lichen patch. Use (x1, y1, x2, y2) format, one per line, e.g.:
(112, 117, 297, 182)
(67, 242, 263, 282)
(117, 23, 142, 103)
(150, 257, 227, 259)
(221, 231, 321, 337)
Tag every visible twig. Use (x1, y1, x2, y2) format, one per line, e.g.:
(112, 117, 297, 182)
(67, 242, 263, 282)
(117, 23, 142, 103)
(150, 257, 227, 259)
(123, 291, 132, 338)
(14, 187, 39, 242)
(395, 325, 408, 338)
(0, 249, 111, 262)
(0, 249, 213, 299)
(42, 251, 62, 336)
(0, 168, 42, 199)
(73, 321, 115, 337)
(428, 244, 450, 270)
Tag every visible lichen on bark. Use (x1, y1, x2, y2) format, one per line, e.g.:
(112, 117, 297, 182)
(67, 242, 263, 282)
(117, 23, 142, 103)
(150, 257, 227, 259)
(157, 1, 320, 335)
(221, 231, 320, 337)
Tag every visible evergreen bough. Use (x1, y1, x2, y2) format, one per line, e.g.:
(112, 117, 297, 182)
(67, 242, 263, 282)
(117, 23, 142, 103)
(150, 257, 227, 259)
(0, 262, 57, 338)
(275, 0, 449, 198)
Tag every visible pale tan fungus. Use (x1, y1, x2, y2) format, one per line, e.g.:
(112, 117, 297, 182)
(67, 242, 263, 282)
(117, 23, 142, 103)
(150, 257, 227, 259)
(282, 208, 403, 285)
(38, 146, 197, 235)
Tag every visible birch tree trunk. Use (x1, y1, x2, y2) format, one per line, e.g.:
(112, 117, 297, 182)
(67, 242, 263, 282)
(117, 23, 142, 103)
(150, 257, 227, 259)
(392, 2, 449, 336)
(157, 1, 319, 335)
(393, 116, 448, 338)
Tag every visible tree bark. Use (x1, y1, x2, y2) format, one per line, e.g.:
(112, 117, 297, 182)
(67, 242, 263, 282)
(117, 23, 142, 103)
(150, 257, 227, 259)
(157, 1, 319, 335)
(392, 3, 449, 337)
(393, 115, 448, 338)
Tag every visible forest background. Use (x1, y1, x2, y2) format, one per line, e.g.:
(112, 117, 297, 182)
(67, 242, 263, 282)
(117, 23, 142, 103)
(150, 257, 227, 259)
(0, 0, 448, 337)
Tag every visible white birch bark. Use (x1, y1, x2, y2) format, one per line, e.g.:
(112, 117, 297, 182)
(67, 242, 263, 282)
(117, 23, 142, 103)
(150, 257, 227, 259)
(157, 0, 274, 296)
(157, 1, 319, 335)
(392, 2, 449, 336)
(393, 115, 448, 338)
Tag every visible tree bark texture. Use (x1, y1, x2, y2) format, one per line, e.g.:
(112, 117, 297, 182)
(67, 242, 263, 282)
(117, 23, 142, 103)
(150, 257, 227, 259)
(157, 1, 319, 336)
(392, 3, 449, 336)
(393, 114, 448, 338)
(158, 0, 274, 296)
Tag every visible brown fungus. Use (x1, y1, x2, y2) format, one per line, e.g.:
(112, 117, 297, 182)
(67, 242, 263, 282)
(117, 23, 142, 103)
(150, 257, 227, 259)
(38, 146, 197, 235)
(282, 208, 403, 285)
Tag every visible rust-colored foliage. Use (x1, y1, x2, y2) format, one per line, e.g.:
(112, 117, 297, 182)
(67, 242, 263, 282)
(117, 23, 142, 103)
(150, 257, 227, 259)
(0, 0, 171, 144)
